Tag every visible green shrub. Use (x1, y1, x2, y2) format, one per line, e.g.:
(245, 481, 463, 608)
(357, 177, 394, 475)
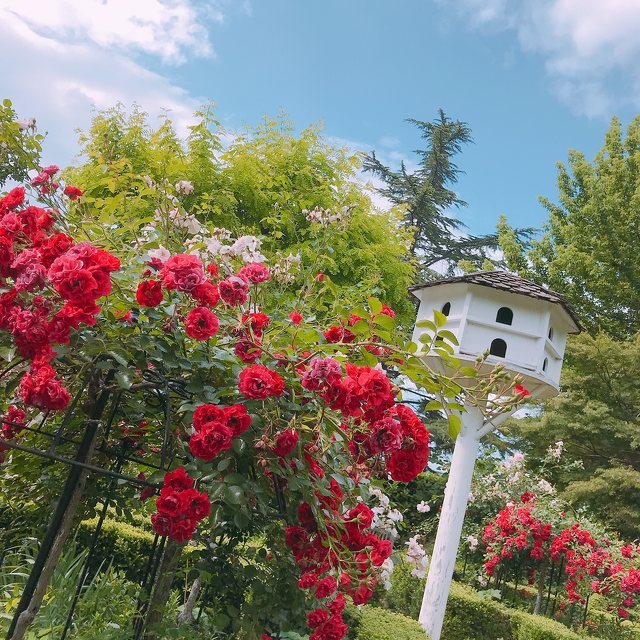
(443, 582, 515, 640)
(76, 517, 156, 582)
(379, 569, 593, 640)
(380, 560, 423, 618)
(357, 606, 427, 640)
(511, 611, 582, 640)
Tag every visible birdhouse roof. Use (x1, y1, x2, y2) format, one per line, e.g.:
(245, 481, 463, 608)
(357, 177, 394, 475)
(409, 270, 582, 333)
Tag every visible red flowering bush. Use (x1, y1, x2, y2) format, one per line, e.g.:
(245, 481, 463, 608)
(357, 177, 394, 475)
(0, 184, 119, 427)
(0, 171, 517, 639)
(481, 489, 640, 623)
(152, 467, 211, 542)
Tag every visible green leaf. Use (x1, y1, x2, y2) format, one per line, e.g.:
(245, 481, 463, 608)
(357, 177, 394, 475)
(368, 297, 382, 315)
(373, 314, 395, 330)
(232, 438, 246, 454)
(434, 310, 448, 327)
(233, 509, 250, 529)
(416, 319, 437, 331)
(459, 366, 478, 377)
(425, 400, 442, 411)
(224, 485, 244, 505)
(448, 414, 462, 439)
(437, 329, 459, 345)
(106, 350, 128, 367)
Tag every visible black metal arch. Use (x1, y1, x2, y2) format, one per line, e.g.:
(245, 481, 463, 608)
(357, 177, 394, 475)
(0, 365, 191, 640)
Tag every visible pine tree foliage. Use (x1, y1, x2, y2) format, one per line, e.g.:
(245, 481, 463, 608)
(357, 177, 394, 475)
(363, 110, 511, 279)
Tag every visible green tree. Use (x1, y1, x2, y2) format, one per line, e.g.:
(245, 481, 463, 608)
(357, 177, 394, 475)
(0, 98, 43, 185)
(498, 116, 640, 339)
(363, 110, 515, 280)
(497, 116, 640, 537)
(64, 105, 416, 321)
(508, 332, 640, 539)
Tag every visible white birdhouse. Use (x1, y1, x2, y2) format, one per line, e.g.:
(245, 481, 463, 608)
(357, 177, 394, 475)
(410, 271, 582, 399)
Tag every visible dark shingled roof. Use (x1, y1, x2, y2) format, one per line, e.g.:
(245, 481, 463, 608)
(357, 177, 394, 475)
(409, 270, 582, 333)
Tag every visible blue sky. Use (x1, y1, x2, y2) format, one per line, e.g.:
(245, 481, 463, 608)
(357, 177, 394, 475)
(2, 0, 640, 236)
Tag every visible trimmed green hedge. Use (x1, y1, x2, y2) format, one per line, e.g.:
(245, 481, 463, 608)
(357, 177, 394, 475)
(76, 517, 157, 582)
(372, 559, 590, 640)
(442, 582, 516, 640)
(357, 606, 426, 640)
(355, 586, 584, 640)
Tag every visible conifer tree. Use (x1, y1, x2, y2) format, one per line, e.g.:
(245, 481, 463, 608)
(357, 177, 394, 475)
(363, 110, 512, 279)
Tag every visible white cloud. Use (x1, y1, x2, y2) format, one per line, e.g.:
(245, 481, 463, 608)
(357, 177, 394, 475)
(0, 1, 217, 167)
(0, 0, 218, 64)
(439, 0, 640, 116)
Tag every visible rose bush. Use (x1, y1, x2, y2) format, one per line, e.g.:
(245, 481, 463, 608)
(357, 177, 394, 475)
(0, 168, 528, 639)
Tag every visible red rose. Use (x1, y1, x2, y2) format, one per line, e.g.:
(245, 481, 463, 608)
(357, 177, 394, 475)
(0, 237, 14, 276)
(31, 171, 49, 187)
(222, 404, 251, 436)
(379, 304, 395, 318)
(387, 447, 428, 483)
(191, 281, 220, 307)
(351, 584, 374, 605)
(169, 517, 197, 543)
(156, 490, 186, 516)
(314, 576, 337, 599)
(15, 264, 47, 292)
(160, 254, 206, 292)
(55, 269, 99, 303)
(163, 467, 194, 491)
(239, 364, 285, 399)
(136, 280, 163, 307)
(2, 406, 26, 439)
(329, 594, 346, 614)
(1, 212, 23, 234)
(219, 276, 249, 306)
(273, 429, 299, 457)
(185, 307, 219, 340)
(346, 503, 374, 528)
(301, 357, 342, 391)
(323, 325, 355, 344)
(38, 233, 74, 267)
(151, 512, 172, 536)
(63, 185, 83, 200)
(367, 417, 403, 454)
(242, 312, 270, 332)
(20, 364, 71, 411)
(237, 262, 271, 283)
(181, 488, 211, 520)
(297, 502, 317, 532)
(297, 571, 318, 588)
(0, 186, 25, 211)
(189, 421, 233, 461)
(371, 537, 392, 566)
(285, 525, 309, 551)
(307, 608, 329, 628)
(289, 310, 303, 324)
(193, 404, 225, 431)
(235, 338, 262, 363)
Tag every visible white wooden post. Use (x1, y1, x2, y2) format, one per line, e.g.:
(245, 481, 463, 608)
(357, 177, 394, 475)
(419, 406, 483, 640)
